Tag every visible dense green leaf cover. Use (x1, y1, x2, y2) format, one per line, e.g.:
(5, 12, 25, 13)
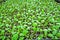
(0, 0, 60, 40)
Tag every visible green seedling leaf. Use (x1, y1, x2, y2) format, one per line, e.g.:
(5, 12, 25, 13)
(33, 27, 37, 31)
(20, 30, 28, 36)
(17, 13, 20, 17)
(48, 34, 54, 38)
(12, 33, 18, 40)
(32, 22, 38, 27)
(19, 37, 24, 40)
(1, 36, 5, 40)
(43, 29, 48, 37)
(56, 32, 60, 38)
(38, 34, 43, 40)
(52, 30, 57, 35)
(1, 30, 5, 35)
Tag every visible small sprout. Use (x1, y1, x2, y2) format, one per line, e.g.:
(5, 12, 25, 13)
(20, 30, 28, 36)
(17, 13, 20, 17)
(32, 22, 38, 27)
(12, 33, 18, 40)
(19, 37, 24, 40)
(48, 34, 54, 38)
(33, 27, 37, 31)
(38, 34, 43, 40)
(1, 30, 5, 35)
(56, 32, 60, 38)
(43, 29, 48, 37)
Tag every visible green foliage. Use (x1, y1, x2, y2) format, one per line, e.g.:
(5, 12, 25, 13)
(48, 33, 54, 38)
(12, 33, 18, 40)
(20, 29, 28, 36)
(56, 32, 60, 38)
(19, 37, 24, 40)
(32, 22, 38, 27)
(0, 0, 60, 40)
(38, 34, 43, 40)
